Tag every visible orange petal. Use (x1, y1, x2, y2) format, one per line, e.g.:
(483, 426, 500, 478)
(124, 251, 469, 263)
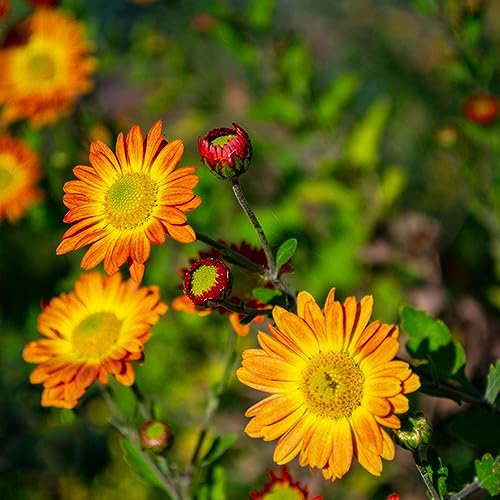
(346, 295, 374, 352)
(129, 261, 145, 283)
(351, 406, 383, 454)
(167, 223, 196, 243)
(330, 417, 353, 478)
(150, 139, 183, 179)
(143, 120, 164, 168)
(126, 125, 144, 169)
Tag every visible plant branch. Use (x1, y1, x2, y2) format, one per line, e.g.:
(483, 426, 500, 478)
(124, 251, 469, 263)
(449, 479, 482, 500)
(231, 179, 277, 279)
(99, 384, 182, 500)
(195, 231, 266, 274)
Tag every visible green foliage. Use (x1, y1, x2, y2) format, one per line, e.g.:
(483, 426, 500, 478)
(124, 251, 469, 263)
(400, 305, 467, 385)
(199, 434, 238, 467)
(275, 238, 297, 271)
(345, 97, 391, 170)
(485, 360, 500, 405)
(475, 453, 500, 496)
(120, 437, 165, 491)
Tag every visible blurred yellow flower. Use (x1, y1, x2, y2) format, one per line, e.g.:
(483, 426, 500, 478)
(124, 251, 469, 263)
(22, 272, 167, 409)
(237, 289, 420, 481)
(56, 121, 201, 282)
(0, 134, 43, 222)
(0, 7, 96, 127)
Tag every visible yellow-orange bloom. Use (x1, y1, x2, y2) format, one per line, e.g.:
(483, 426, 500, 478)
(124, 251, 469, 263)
(22, 272, 167, 409)
(237, 289, 420, 481)
(0, 134, 43, 222)
(56, 121, 201, 282)
(0, 7, 96, 127)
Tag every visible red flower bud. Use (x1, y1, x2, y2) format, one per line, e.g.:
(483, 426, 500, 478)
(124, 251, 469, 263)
(140, 420, 172, 453)
(197, 123, 252, 180)
(463, 93, 499, 125)
(183, 257, 232, 306)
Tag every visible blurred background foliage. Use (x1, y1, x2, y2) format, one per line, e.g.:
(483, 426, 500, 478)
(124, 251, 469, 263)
(1, 0, 499, 498)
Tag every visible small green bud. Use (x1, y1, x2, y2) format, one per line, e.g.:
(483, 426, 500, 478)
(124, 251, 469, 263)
(394, 412, 433, 452)
(140, 420, 172, 453)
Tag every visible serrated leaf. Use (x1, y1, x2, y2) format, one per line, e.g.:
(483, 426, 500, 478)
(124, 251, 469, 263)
(475, 453, 500, 496)
(252, 287, 282, 303)
(200, 434, 238, 467)
(120, 437, 164, 490)
(485, 360, 500, 405)
(400, 305, 467, 383)
(276, 238, 297, 270)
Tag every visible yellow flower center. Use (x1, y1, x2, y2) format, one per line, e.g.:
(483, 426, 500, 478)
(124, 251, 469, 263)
(264, 485, 304, 500)
(300, 352, 364, 420)
(190, 264, 218, 296)
(25, 53, 57, 81)
(0, 161, 14, 191)
(72, 312, 122, 358)
(105, 173, 158, 229)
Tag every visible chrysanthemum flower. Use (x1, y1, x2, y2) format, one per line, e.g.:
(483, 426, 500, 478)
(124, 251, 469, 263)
(56, 121, 201, 283)
(0, 133, 43, 222)
(0, 7, 96, 127)
(237, 289, 420, 481)
(22, 272, 167, 409)
(250, 467, 322, 500)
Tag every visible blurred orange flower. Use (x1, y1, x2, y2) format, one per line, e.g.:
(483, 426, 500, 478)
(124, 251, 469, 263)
(250, 467, 322, 500)
(56, 121, 201, 283)
(237, 289, 420, 481)
(0, 133, 43, 222)
(22, 272, 167, 409)
(0, 7, 96, 127)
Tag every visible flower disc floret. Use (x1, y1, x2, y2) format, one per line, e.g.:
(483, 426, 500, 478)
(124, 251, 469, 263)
(237, 289, 421, 481)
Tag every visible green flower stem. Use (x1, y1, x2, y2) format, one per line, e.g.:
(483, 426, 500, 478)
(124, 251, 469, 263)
(99, 384, 182, 500)
(187, 329, 238, 473)
(449, 480, 482, 500)
(231, 179, 277, 279)
(131, 382, 151, 420)
(419, 374, 499, 415)
(220, 299, 273, 318)
(195, 231, 266, 274)
(413, 447, 440, 500)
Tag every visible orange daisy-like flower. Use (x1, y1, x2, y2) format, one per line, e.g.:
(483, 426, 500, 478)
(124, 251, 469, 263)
(22, 272, 167, 409)
(0, 7, 96, 127)
(250, 467, 322, 500)
(56, 121, 201, 283)
(237, 289, 421, 481)
(0, 133, 43, 222)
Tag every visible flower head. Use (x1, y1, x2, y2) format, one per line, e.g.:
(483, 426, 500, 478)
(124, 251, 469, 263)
(56, 121, 201, 283)
(183, 257, 232, 306)
(0, 133, 43, 222)
(237, 289, 420, 481)
(22, 272, 167, 409)
(197, 122, 252, 180)
(0, 7, 96, 127)
(463, 93, 499, 125)
(140, 420, 172, 452)
(250, 467, 322, 500)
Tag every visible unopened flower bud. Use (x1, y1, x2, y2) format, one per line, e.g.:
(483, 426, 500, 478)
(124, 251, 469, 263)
(140, 420, 171, 453)
(183, 257, 232, 307)
(463, 93, 499, 125)
(394, 412, 433, 452)
(197, 123, 252, 180)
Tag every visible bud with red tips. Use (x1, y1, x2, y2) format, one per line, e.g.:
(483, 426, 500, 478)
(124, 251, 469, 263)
(183, 257, 232, 307)
(140, 420, 172, 453)
(197, 123, 252, 180)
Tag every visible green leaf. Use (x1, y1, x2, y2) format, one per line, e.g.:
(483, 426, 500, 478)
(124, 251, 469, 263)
(200, 434, 238, 467)
(345, 97, 391, 170)
(314, 72, 359, 127)
(252, 287, 282, 303)
(276, 238, 297, 270)
(120, 437, 164, 490)
(475, 453, 500, 496)
(198, 466, 227, 500)
(485, 360, 500, 405)
(400, 305, 467, 383)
